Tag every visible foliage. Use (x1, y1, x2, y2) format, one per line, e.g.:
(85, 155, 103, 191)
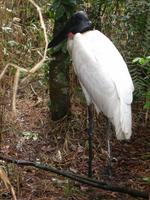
(88, 1, 150, 111)
(47, 1, 82, 120)
(0, 1, 49, 73)
(49, 0, 83, 20)
(124, 0, 149, 54)
(47, 0, 84, 71)
(20, 131, 38, 141)
(133, 56, 150, 108)
(47, 0, 84, 48)
(47, 0, 150, 114)
(1, 1, 150, 198)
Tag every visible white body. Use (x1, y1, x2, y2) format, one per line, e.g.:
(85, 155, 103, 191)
(67, 30, 134, 140)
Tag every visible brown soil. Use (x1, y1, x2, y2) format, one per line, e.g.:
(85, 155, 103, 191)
(0, 83, 150, 200)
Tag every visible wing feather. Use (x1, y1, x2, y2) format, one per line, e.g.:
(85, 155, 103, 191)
(68, 30, 134, 140)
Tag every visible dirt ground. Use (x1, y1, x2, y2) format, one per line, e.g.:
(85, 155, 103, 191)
(0, 82, 150, 200)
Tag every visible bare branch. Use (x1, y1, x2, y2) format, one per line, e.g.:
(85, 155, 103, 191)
(0, 63, 28, 115)
(0, 63, 28, 81)
(0, 0, 49, 115)
(21, 0, 49, 83)
(12, 68, 20, 115)
(0, 154, 149, 199)
(0, 167, 17, 200)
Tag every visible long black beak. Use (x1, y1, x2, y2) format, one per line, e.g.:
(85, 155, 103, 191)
(48, 11, 93, 48)
(48, 20, 72, 48)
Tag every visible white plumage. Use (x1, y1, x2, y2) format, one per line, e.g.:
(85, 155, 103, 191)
(67, 30, 134, 140)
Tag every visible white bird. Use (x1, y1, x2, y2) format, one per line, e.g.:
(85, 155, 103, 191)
(49, 11, 134, 177)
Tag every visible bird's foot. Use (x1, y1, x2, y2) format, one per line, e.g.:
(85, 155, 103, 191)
(101, 157, 118, 178)
(102, 165, 112, 178)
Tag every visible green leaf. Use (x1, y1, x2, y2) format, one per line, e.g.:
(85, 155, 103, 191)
(132, 57, 141, 63)
(8, 40, 19, 47)
(63, 0, 77, 6)
(139, 58, 146, 65)
(52, 0, 61, 11)
(3, 48, 9, 55)
(144, 101, 150, 109)
(142, 177, 150, 184)
(133, 57, 150, 65)
(55, 5, 65, 20)
(21, 131, 38, 141)
(146, 56, 150, 60)
(146, 91, 150, 98)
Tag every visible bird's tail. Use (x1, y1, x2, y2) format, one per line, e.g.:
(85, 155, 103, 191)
(115, 101, 132, 140)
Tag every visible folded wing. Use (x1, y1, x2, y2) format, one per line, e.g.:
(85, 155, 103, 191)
(68, 30, 134, 140)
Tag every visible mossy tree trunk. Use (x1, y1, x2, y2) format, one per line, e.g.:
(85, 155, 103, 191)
(49, 27, 70, 120)
(49, 63, 70, 120)
(49, 0, 83, 120)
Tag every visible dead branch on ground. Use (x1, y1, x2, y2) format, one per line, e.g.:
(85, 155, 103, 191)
(0, 154, 149, 199)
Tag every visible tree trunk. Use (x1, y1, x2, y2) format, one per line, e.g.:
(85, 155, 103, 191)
(49, 21, 70, 121)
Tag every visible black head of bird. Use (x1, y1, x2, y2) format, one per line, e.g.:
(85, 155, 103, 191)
(48, 11, 93, 48)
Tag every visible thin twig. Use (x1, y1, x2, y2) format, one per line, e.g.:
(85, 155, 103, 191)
(0, 167, 17, 200)
(30, 84, 38, 96)
(21, 0, 49, 83)
(0, 63, 28, 81)
(0, 0, 49, 114)
(0, 154, 149, 199)
(12, 68, 20, 115)
(0, 63, 28, 115)
(145, 108, 149, 124)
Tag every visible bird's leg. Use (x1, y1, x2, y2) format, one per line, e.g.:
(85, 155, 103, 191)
(106, 119, 112, 176)
(87, 104, 93, 177)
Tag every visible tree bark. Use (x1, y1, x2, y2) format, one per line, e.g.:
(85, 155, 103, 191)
(49, 21, 70, 121)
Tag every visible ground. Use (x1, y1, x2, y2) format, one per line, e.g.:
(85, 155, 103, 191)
(0, 81, 150, 200)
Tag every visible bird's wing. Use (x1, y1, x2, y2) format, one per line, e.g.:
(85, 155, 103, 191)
(70, 30, 134, 105)
(68, 30, 134, 139)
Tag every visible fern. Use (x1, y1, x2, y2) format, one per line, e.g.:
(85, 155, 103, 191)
(132, 56, 150, 108)
(143, 10, 150, 53)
